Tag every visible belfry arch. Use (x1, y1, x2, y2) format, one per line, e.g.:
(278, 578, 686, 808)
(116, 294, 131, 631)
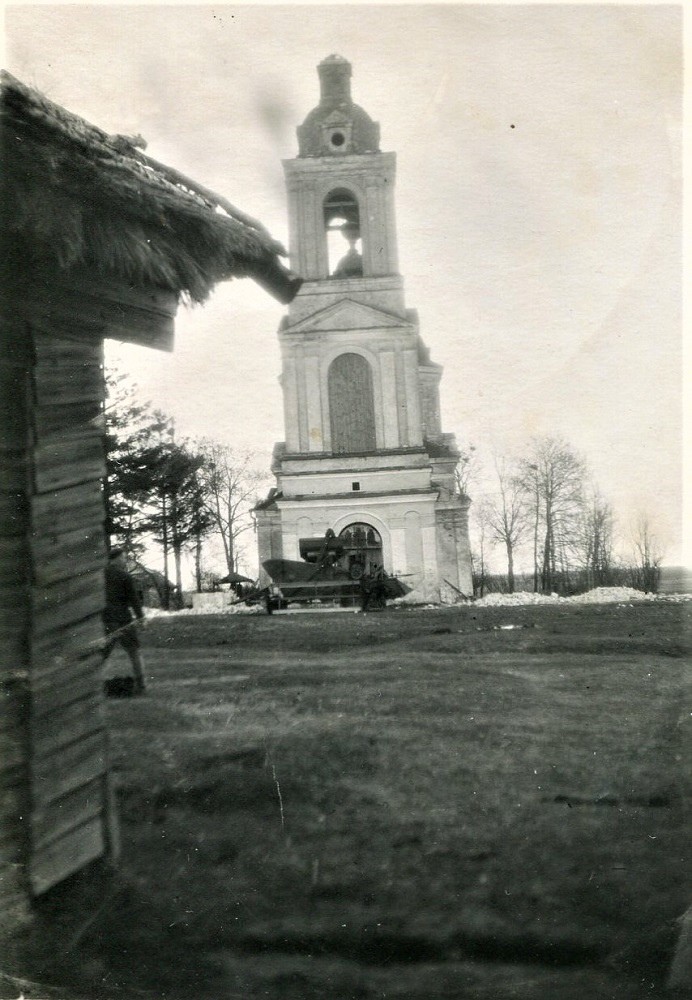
(323, 188, 363, 277)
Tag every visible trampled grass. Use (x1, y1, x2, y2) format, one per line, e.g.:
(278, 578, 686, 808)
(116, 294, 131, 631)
(31, 601, 690, 999)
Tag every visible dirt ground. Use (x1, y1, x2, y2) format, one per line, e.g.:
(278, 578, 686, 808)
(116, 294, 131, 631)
(12, 600, 691, 1000)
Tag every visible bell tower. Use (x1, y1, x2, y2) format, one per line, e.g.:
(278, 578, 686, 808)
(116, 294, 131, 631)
(285, 54, 398, 283)
(256, 56, 473, 602)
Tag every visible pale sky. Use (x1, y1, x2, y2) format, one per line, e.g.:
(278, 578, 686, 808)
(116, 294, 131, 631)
(4, 3, 686, 565)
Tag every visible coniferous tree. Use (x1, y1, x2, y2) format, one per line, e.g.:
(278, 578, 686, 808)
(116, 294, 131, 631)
(104, 371, 167, 557)
(141, 427, 213, 608)
(105, 371, 213, 605)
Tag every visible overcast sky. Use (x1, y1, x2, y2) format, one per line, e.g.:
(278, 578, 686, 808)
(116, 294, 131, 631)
(4, 3, 685, 565)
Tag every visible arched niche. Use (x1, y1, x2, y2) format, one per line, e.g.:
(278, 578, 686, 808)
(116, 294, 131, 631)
(328, 353, 376, 453)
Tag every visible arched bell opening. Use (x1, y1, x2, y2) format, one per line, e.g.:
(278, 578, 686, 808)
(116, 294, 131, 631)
(323, 188, 363, 278)
(337, 523, 383, 579)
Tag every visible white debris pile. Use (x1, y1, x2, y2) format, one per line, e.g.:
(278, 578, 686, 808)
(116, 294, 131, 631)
(565, 587, 657, 604)
(474, 587, 690, 608)
(182, 603, 262, 615)
(145, 603, 261, 617)
(475, 591, 561, 607)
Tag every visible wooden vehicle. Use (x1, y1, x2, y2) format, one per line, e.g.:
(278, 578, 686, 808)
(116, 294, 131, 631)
(245, 530, 411, 612)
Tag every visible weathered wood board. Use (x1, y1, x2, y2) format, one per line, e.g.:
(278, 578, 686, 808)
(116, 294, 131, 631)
(26, 330, 115, 899)
(1, 267, 178, 919)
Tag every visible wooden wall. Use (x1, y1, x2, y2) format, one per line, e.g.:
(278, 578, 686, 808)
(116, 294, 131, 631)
(28, 329, 116, 895)
(1, 271, 178, 930)
(0, 312, 34, 932)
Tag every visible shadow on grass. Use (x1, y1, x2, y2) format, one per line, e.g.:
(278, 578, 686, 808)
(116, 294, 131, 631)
(23, 870, 226, 1000)
(232, 926, 607, 967)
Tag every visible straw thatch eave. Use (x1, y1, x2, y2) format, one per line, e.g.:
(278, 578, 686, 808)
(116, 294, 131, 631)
(1, 72, 301, 304)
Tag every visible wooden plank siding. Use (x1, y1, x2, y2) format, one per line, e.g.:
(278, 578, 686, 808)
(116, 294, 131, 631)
(29, 818, 106, 897)
(30, 523, 106, 588)
(31, 480, 105, 536)
(16, 271, 178, 353)
(26, 331, 115, 898)
(0, 319, 34, 929)
(30, 570, 105, 639)
(33, 436, 106, 494)
(32, 614, 105, 665)
(0, 272, 178, 929)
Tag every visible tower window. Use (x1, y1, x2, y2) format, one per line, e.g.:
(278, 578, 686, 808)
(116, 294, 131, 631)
(352, 481, 360, 491)
(330, 131, 345, 148)
(324, 188, 363, 277)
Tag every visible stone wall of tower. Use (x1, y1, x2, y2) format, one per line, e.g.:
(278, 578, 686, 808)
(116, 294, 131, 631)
(435, 503, 474, 600)
(419, 364, 443, 442)
(283, 154, 399, 284)
(256, 56, 473, 605)
(278, 305, 425, 456)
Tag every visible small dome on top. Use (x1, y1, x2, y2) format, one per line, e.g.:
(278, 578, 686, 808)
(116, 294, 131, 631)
(296, 57, 380, 157)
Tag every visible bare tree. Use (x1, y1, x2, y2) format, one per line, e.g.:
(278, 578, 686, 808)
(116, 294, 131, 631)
(197, 442, 268, 578)
(470, 497, 493, 598)
(522, 460, 542, 592)
(518, 437, 587, 594)
(486, 456, 529, 593)
(630, 513, 664, 593)
(454, 444, 479, 499)
(577, 490, 615, 590)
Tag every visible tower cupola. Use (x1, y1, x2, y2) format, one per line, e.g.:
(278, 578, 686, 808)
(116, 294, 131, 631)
(297, 54, 380, 157)
(317, 54, 352, 105)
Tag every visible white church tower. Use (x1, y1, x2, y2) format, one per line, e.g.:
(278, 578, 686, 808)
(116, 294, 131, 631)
(256, 55, 472, 602)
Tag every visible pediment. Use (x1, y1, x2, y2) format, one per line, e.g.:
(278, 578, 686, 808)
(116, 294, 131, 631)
(287, 299, 410, 334)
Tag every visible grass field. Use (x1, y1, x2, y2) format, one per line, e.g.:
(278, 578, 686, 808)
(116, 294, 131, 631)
(24, 600, 691, 999)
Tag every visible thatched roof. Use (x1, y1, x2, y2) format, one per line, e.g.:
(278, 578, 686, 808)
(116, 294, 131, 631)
(1, 72, 302, 304)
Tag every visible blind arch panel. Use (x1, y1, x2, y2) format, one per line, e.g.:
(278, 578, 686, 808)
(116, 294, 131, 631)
(328, 353, 376, 453)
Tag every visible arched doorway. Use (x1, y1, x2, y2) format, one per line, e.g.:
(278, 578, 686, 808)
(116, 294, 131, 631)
(337, 523, 383, 579)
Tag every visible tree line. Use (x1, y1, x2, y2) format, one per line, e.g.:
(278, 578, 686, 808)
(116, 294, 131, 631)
(105, 372, 665, 605)
(458, 436, 664, 597)
(104, 372, 267, 608)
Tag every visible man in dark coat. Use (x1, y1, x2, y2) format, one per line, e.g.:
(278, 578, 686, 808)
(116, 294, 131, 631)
(102, 548, 146, 693)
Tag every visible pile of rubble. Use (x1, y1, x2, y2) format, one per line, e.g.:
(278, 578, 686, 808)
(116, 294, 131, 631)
(475, 587, 690, 608)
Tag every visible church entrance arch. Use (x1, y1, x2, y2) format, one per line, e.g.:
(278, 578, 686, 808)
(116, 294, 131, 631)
(337, 522, 383, 580)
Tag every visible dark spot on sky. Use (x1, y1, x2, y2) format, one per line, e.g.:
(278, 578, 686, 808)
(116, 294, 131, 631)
(510, 124, 516, 129)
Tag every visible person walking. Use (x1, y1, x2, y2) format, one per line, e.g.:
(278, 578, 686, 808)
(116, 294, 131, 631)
(102, 547, 146, 693)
